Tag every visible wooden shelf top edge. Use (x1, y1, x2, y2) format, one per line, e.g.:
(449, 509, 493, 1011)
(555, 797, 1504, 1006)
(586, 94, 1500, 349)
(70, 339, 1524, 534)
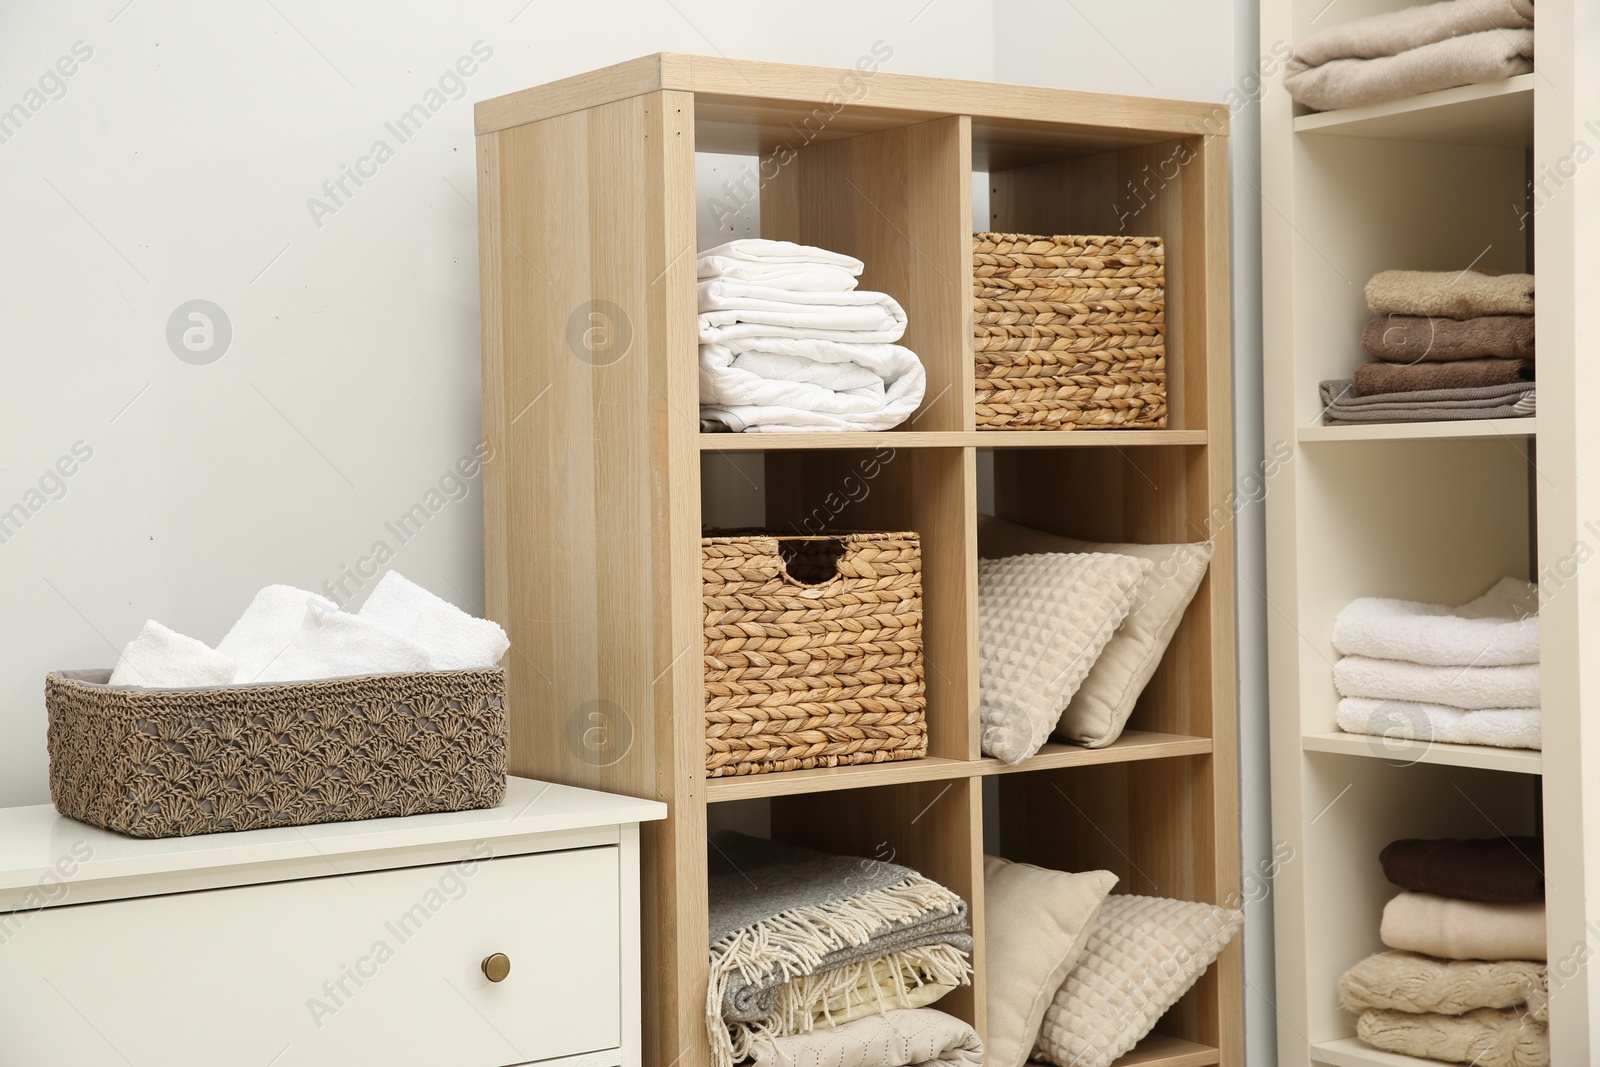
(699, 429, 1209, 451)
(705, 731, 1212, 802)
(1311, 1036, 1445, 1067)
(979, 732, 1214, 776)
(1292, 74, 1534, 148)
(1297, 417, 1535, 443)
(1302, 731, 1542, 774)
(476, 52, 1226, 137)
(1097, 1033, 1222, 1067)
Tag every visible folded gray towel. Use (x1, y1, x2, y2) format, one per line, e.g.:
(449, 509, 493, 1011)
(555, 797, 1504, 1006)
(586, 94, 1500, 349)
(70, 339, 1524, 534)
(1320, 379, 1533, 424)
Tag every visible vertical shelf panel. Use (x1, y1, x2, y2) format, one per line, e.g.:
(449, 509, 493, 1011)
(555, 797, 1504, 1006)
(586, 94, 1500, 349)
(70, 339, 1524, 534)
(478, 89, 710, 1067)
(761, 115, 975, 432)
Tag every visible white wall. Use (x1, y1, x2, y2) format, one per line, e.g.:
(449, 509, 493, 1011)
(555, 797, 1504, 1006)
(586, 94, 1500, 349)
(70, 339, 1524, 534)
(989, 2, 1273, 1062)
(0, 0, 993, 805)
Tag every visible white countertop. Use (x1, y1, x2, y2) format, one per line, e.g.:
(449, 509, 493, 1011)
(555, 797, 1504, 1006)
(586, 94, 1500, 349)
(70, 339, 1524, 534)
(0, 777, 665, 898)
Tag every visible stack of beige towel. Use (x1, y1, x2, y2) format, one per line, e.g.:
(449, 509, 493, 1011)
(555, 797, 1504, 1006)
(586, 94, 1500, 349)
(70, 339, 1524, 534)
(1341, 836, 1548, 1066)
(1286, 0, 1534, 112)
(1322, 271, 1535, 425)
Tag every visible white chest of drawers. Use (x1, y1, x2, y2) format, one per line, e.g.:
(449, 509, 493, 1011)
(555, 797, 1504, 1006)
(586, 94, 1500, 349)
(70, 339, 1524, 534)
(0, 777, 665, 1067)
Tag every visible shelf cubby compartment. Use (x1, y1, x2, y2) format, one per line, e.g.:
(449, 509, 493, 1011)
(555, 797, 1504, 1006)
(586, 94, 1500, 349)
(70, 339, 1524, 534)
(996, 753, 1231, 1058)
(1293, 73, 1533, 148)
(1290, 756, 1538, 1052)
(1284, 438, 1533, 743)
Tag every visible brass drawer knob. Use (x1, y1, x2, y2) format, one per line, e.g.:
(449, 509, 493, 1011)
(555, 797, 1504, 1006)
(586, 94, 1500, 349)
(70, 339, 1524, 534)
(482, 952, 511, 983)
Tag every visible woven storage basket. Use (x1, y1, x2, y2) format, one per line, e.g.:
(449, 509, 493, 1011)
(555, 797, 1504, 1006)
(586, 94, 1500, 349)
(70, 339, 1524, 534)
(46, 667, 506, 838)
(702, 531, 927, 777)
(973, 231, 1167, 430)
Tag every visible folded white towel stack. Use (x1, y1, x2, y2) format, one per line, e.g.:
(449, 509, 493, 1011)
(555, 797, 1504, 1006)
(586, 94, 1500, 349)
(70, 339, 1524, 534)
(696, 239, 926, 433)
(107, 572, 509, 688)
(358, 571, 511, 671)
(109, 620, 238, 688)
(1331, 578, 1541, 751)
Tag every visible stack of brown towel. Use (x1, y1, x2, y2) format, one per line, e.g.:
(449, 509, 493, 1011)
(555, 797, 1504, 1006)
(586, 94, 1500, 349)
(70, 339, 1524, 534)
(1340, 836, 1549, 1067)
(1321, 270, 1535, 425)
(1286, 0, 1534, 113)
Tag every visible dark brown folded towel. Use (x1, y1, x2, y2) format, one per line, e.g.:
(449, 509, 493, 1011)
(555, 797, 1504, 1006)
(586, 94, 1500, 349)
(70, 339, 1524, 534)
(1381, 837, 1544, 904)
(1362, 315, 1535, 362)
(1352, 358, 1533, 396)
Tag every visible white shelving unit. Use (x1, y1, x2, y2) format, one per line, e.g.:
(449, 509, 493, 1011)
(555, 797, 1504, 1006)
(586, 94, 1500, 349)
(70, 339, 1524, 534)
(1262, 2, 1598, 1064)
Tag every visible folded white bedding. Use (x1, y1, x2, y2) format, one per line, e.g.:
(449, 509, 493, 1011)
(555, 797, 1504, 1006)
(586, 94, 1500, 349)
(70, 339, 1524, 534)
(1337, 697, 1541, 750)
(1333, 655, 1539, 710)
(746, 1008, 984, 1067)
(1331, 578, 1539, 667)
(698, 279, 896, 310)
(698, 294, 908, 345)
(698, 238, 863, 277)
(699, 338, 926, 433)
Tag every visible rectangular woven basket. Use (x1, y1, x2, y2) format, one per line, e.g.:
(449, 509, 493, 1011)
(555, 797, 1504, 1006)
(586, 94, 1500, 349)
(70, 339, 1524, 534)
(46, 667, 507, 838)
(701, 531, 927, 777)
(973, 231, 1167, 430)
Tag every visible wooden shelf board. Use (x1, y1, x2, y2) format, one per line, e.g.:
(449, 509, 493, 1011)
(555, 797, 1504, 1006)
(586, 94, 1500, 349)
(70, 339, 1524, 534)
(1105, 1033, 1222, 1067)
(1293, 74, 1533, 148)
(1302, 731, 1542, 775)
(981, 732, 1213, 776)
(1297, 418, 1535, 443)
(699, 430, 1208, 451)
(705, 731, 1213, 802)
(476, 53, 1226, 146)
(1312, 1037, 1446, 1067)
(705, 756, 973, 802)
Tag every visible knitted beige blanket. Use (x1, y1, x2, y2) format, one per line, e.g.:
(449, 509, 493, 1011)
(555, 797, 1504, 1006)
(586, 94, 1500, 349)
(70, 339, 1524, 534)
(1340, 951, 1548, 1022)
(1366, 270, 1535, 319)
(1357, 1007, 1549, 1067)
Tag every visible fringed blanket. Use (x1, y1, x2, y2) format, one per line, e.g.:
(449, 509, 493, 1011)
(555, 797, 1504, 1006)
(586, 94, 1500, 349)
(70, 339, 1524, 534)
(707, 831, 972, 1067)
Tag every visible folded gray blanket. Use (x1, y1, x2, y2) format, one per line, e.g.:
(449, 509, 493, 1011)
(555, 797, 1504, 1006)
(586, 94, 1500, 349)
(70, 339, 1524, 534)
(1362, 315, 1534, 362)
(708, 831, 972, 1067)
(1291, 0, 1533, 69)
(1320, 379, 1533, 424)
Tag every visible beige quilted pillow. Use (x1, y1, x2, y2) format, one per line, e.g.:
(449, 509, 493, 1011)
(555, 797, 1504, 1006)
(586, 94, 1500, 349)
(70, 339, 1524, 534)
(983, 857, 1117, 1067)
(978, 552, 1150, 764)
(979, 516, 1213, 748)
(1034, 894, 1244, 1067)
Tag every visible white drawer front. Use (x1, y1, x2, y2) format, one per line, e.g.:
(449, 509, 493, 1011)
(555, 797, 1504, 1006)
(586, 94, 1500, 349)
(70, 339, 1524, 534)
(0, 846, 622, 1067)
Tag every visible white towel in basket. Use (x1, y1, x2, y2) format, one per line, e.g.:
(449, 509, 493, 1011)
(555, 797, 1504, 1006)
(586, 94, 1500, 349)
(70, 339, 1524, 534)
(358, 571, 509, 670)
(109, 620, 237, 688)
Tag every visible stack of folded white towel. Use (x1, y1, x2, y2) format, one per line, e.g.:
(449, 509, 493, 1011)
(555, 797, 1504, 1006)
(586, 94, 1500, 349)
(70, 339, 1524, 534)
(107, 571, 509, 688)
(1332, 577, 1540, 750)
(697, 239, 927, 433)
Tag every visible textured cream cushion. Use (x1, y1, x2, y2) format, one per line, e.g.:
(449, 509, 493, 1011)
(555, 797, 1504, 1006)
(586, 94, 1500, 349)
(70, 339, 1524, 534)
(979, 516, 1213, 748)
(982, 857, 1117, 1067)
(1034, 894, 1244, 1067)
(978, 552, 1150, 764)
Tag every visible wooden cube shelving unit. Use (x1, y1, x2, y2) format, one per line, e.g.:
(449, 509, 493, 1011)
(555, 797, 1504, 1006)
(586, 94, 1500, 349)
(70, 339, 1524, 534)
(474, 53, 1240, 1067)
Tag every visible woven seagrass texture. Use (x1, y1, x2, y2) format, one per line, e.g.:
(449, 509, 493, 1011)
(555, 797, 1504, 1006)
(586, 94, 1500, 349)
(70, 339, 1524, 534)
(702, 532, 927, 777)
(46, 668, 507, 838)
(973, 232, 1167, 430)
